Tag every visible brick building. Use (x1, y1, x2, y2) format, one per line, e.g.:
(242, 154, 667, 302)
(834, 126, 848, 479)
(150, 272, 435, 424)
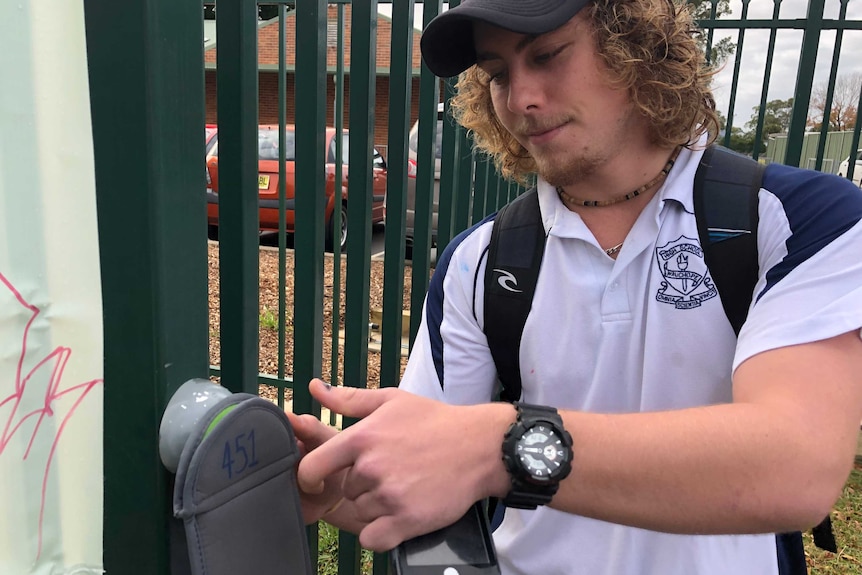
(204, 6, 428, 158)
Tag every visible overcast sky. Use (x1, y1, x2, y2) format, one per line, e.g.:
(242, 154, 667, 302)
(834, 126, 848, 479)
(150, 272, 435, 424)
(379, 0, 862, 128)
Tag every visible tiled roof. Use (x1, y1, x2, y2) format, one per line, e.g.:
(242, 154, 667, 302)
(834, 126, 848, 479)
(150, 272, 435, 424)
(204, 5, 423, 73)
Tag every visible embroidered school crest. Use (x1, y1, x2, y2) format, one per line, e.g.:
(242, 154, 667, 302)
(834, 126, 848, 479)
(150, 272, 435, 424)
(655, 236, 717, 309)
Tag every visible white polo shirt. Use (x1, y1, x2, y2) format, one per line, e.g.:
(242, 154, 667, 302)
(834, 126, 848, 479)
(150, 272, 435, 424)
(399, 144, 862, 575)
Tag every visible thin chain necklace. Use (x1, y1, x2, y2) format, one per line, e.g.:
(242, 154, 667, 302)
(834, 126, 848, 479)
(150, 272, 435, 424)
(556, 145, 683, 208)
(604, 242, 624, 257)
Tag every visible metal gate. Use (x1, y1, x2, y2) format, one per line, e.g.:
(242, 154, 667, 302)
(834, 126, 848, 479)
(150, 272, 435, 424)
(84, 1, 860, 574)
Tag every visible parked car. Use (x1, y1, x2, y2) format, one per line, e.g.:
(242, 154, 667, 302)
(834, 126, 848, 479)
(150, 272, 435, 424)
(837, 149, 862, 187)
(204, 125, 218, 222)
(406, 103, 444, 249)
(205, 125, 387, 251)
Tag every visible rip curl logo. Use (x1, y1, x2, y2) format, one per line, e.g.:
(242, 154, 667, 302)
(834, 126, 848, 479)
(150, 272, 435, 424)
(493, 269, 523, 293)
(655, 236, 717, 309)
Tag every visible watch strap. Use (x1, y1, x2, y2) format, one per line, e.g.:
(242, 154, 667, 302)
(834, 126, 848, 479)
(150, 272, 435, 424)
(502, 484, 558, 509)
(501, 402, 572, 510)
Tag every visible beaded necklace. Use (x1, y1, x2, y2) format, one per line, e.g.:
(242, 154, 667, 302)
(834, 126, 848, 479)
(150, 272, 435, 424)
(556, 145, 683, 208)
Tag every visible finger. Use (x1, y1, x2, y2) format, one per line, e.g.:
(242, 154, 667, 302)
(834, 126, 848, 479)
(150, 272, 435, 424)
(308, 378, 397, 420)
(287, 411, 338, 451)
(343, 483, 387, 524)
(296, 422, 362, 494)
(359, 515, 411, 553)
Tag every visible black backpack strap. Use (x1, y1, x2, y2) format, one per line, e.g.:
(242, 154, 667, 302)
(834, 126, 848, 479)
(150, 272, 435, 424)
(694, 147, 835, 564)
(693, 145, 763, 335)
(483, 188, 545, 403)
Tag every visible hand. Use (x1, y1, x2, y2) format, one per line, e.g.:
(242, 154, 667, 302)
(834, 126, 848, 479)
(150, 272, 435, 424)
(286, 409, 347, 525)
(296, 379, 514, 551)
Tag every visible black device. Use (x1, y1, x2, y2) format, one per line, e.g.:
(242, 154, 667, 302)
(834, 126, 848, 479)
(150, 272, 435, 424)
(391, 501, 500, 575)
(501, 403, 573, 509)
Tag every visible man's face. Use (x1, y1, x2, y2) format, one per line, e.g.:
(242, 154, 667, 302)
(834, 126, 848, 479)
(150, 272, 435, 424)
(473, 13, 647, 186)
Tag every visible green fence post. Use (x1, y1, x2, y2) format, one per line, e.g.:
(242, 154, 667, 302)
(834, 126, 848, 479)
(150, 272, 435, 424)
(381, 0, 416, 391)
(85, 0, 209, 570)
(293, 0, 327, 416)
(408, 0, 443, 349)
(786, 0, 825, 167)
(216, 0, 261, 394)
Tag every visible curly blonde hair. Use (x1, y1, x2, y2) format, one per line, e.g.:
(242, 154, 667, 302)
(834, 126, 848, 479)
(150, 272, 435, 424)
(450, 0, 720, 184)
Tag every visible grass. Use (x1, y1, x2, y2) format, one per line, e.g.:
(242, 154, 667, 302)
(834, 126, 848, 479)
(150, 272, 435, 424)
(804, 463, 862, 574)
(259, 306, 279, 330)
(318, 521, 374, 575)
(315, 464, 862, 575)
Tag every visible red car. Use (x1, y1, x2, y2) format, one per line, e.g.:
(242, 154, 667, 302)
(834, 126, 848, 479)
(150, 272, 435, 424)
(205, 125, 387, 251)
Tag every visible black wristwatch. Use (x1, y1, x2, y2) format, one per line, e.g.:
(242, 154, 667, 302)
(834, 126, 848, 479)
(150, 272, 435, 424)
(501, 402, 574, 509)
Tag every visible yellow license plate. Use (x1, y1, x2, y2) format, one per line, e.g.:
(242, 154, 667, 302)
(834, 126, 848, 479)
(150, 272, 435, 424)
(258, 175, 270, 189)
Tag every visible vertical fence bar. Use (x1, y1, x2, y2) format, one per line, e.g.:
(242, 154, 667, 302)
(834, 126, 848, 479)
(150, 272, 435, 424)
(277, 5, 288, 409)
(472, 152, 490, 224)
(341, 0, 379, 570)
(216, 0, 260, 394)
(408, 0, 443, 349)
(293, 2, 327, 411)
(813, 0, 850, 170)
(721, 0, 752, 148)
(381, 0, 416, 391)
(344, 0, 376, 400)
(294, 0, 328, 562)
(454, 128, 475, 235)
(437, 79, 460, 253)
(849, 87, 862, 182)
(786, 0, 825, 167)
(331, 4, 346, 401)
(751, 0, 782, 161)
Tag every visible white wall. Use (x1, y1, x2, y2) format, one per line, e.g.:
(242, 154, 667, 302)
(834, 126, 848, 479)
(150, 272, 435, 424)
(0, 0, 104, 573)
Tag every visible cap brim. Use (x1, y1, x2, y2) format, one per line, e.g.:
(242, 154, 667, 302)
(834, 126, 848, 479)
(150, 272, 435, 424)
(420, 0, 589, 78)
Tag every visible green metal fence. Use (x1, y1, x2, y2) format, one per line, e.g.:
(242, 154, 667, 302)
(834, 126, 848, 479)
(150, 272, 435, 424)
(85, 1, 860, 574)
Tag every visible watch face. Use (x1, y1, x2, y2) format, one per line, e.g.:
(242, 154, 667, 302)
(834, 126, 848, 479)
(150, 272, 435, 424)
(516, 423, 571, 481)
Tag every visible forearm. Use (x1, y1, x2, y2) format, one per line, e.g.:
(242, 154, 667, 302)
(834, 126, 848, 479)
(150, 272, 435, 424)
(477, 334, 862, 535)
(543, 403, 852, 534)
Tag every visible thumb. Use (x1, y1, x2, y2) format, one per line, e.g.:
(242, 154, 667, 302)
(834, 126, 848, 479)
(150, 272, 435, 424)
(308, 378, 396, 420)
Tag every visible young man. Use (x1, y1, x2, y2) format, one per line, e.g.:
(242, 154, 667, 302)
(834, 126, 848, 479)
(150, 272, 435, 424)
(288, 0, 862, 573)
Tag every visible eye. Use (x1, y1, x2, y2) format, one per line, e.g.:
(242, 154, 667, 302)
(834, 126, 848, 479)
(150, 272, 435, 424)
(480, 65, 508, 86)
(534, 45, 566, 65)
(489, 70, 509, 85)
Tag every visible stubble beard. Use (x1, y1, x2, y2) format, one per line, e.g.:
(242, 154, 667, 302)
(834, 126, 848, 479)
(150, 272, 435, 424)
(534, 149, 603, 188)
(525, 106, 638, 188)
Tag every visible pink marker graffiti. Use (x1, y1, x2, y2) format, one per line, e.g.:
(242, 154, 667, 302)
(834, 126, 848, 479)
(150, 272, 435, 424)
(0, 270, 102, 561)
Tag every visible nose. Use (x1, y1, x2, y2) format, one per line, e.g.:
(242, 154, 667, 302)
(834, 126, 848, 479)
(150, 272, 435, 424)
(505, 68, 542, 114)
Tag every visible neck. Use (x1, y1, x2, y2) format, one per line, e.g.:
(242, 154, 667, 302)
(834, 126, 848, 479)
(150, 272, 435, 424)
(555, 145, 682, 209)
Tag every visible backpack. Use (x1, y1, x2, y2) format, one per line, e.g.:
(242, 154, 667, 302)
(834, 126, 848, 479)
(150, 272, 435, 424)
(481, 145, 835, 572)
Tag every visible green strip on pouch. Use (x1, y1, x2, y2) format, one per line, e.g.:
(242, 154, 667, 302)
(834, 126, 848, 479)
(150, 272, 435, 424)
(204, 405, 239, 439)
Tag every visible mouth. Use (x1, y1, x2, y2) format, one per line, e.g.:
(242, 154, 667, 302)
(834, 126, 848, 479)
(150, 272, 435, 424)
(522, 121, 568, 146)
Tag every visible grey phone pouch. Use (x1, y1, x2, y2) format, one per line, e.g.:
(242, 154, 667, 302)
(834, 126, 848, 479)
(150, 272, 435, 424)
(173, 393, 312, 575)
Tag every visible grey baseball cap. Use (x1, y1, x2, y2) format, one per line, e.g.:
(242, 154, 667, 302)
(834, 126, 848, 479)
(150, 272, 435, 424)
(420, 0, 590, 78)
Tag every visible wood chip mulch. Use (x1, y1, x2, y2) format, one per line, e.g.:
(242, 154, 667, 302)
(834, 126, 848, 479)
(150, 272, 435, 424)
(207, 241, 414, 403)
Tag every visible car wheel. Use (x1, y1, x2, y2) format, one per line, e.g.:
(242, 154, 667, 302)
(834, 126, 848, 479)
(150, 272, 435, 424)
(325, 203, 348, 253)
(207, 225, 219, 241)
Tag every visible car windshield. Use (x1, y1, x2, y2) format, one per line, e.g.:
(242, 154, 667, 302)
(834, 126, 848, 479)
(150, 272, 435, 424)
(258, 129, 296, 161)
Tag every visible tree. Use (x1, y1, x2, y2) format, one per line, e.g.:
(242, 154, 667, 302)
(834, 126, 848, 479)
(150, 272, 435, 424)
(746, 98, 794, 136)
(726, 126, 764, 155)
(687, 0, 736, 67)
(808, 72, 861, 132)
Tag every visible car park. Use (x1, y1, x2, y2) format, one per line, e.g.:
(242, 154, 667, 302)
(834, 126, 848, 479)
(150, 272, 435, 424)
(406, 103, 444, 249)
(205, 125, 387, 251)
(837, 149, 862, 187)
